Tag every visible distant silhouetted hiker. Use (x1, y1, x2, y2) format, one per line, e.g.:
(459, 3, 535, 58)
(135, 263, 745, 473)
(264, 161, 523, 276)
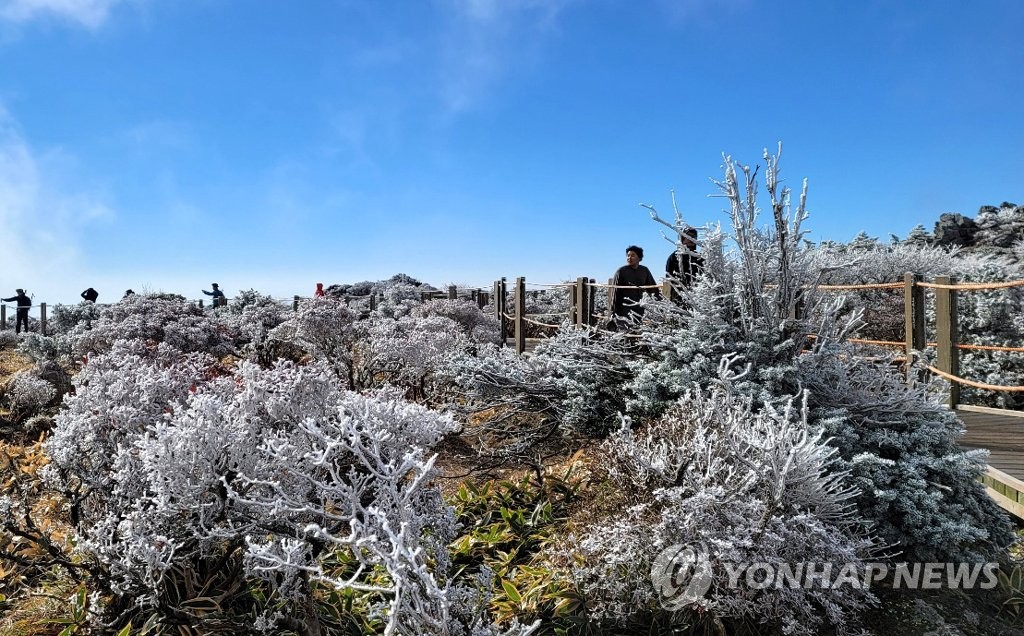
(122, 289, 135, 300)
(80, 287, 99, 303)
(203, 283, 226, 307)
(314, 282, 325, 298)
(611, 245, 658, 329)
(2, 289, 31, 334)
(665, 227, 704, 287)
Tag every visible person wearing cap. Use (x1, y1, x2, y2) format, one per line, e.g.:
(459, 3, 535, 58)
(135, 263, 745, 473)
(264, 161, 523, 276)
(80, 287, 99, 303)
(203, 283, 226, 307)
(611, 245, 658, 329)
(2, 289, 32, 333)
(666, 227, 704, 288)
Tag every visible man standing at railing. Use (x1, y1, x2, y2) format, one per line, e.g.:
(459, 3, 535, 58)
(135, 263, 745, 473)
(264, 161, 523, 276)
(611, 245, 658, 330)
(80, 287, 99, 303)
(2, 288, 32, 333)
(203, 283, 226, 307)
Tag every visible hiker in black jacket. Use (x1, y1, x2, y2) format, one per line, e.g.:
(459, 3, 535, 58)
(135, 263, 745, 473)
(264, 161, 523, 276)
(80, 287, 99, 302)
(665, 227, 704, 288)
(2, 289, 31, 333)
(611, 245, 659, 329)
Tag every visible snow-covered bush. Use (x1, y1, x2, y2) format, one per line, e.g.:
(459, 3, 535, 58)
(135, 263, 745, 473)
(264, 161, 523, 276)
(4, 369, 57, 420)
(375, 282, 424, 319)
(446, 325, 635, 452)
(70, 293, 233, 357)
(48, 301, 103, 335)
(569, 373, 877, 634)
(0, 329, 17, 348)
(799, 345, 1015, 563)
(414, 299, 502, 345)
(211, 288, 291, 355)
(44, 343, 530, 634)
(357, 315, 474, 401)
(267, 296, 358, 382)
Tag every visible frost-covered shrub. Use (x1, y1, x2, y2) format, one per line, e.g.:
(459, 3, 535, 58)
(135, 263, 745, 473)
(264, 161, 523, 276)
(357, 315, 474, 400)
(48, 301, 103, 335)
(267, 297, 358, 382)
(415, 299, 501, 344)
(446, 325, 635, 449)
(798, 346, 1015, 563)
(212, 289, 291, 354)
(16, 331, 76, 365)
(0, 330, 17, 348)
(375, 282, 424, 319)
(44, 344, 528, 634)
(4, 369, 57, 419)
(71, 293, 233, 357)
(569, 376, 876, 634)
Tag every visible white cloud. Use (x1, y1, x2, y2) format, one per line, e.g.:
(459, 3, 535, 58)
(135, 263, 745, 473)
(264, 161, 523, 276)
(0, 106, 114, 303)
(0, 0, 127, 29)
(436, 0, 573, 114)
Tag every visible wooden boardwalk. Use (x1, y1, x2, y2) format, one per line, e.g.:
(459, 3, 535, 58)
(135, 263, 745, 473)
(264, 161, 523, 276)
(957, 406, 1024, 519)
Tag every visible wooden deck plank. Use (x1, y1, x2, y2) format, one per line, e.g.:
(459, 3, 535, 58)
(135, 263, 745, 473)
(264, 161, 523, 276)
(958, 410, 1024, 510)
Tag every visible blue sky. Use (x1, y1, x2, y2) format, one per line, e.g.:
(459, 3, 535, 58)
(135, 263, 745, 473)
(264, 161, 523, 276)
(1, 0, 1021, 304)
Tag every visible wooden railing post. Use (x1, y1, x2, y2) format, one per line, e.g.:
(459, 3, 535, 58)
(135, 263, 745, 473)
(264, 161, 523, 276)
(568, 283, 577, 324)
(607, 277, 614, 319)
(661, 279, 673, 302)
(574, 277, 587, 328)
(494, 278, 508, 348)
(935, 275, 960, 407)
(1, 304, 6, 330)
(588, 279, 597, 326)
(476, 290, 487, 310)
(904, 272, 925, 384)
(369, 294, 377, 312)
(198, 299, 204, 309)
(448, 285, 457, 300)
(40, 303, 47, 335)
(293, 295, 300, 312)
(514, 276, 526, 354)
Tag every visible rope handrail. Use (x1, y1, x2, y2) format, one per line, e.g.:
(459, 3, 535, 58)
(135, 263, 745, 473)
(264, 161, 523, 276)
(925, 365, 1024, 392)
(816, 282, 905, 290)
(522, 317, 561, 328)
(589, 282, 662, 290)
(836, 337, 1024, 354)
(916, 279, 1024, 291)
(524, 282, 575, 288)
(847, 337, 906, 348)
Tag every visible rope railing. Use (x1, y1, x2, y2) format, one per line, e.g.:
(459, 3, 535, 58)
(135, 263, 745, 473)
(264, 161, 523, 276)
(816, 282, 906, 290)
(524, 282, 575, 288)
(829, 337, 1024, 354)
(916, 279, 1024, 291)
(588, 282, 662, 290)
(957, 343, 1024, 353)
(925, 365, 1024, 392)
(522, 317, 561, 329)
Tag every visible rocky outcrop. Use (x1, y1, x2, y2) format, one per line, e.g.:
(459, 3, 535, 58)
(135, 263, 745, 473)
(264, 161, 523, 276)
(933, 213, 980, 247)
